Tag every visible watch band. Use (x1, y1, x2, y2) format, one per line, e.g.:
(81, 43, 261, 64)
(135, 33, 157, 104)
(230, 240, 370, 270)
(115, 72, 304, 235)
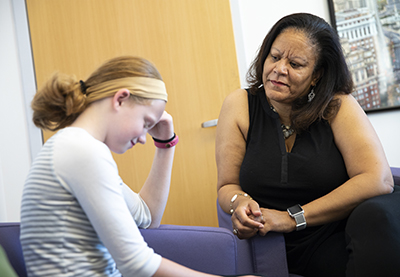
(153, 133, 179, 148)
(293, 214, 306, 231)
(287, 204, 307, 231)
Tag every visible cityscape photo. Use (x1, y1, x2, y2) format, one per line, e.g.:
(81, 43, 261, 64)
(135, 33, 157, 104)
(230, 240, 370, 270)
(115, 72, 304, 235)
(331, 0, 400, 111)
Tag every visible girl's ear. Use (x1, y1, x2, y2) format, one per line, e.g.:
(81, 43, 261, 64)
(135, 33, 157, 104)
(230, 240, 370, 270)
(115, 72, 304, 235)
(112, 89, 131, 110)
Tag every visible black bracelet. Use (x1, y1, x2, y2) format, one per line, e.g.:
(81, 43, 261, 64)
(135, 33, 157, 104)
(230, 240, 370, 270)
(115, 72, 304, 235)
(152, 133, 176, 143)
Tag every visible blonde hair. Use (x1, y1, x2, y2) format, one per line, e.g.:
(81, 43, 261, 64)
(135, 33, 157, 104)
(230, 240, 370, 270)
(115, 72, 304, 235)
(31, 56, 164, 131)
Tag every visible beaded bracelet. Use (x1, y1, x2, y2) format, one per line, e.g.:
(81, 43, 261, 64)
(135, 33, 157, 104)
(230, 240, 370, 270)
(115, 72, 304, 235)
(152, 133, 179, 148)
(229, 193, 252, 214)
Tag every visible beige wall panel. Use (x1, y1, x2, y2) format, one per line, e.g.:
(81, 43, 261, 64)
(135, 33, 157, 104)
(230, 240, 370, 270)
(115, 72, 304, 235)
(26, 0, 240, 226)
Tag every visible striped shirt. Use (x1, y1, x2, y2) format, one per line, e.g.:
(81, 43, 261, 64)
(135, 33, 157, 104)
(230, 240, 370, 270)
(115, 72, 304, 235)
(20, 127, 161, 277)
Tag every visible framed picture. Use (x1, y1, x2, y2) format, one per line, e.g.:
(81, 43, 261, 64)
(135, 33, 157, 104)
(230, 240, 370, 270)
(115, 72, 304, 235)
(328, 0, 400, 112)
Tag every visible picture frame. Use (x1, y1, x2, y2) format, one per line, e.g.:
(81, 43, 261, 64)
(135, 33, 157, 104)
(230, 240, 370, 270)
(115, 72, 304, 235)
(328, 0, 400, 113)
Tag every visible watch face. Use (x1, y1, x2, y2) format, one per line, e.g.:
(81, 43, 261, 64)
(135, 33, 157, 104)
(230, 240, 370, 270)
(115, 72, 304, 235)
(289, 204, 303, 214)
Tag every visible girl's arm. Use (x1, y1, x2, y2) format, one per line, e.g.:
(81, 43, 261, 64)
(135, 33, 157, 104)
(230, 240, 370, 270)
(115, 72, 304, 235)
(139, 111, 176, 228)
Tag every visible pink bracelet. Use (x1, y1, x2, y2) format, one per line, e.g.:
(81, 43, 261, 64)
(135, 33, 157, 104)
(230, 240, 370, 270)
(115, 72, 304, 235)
(153, 133, 179, 148)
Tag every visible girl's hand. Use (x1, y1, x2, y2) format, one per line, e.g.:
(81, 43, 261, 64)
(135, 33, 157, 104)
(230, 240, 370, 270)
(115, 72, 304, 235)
(148, 111, 175, 141)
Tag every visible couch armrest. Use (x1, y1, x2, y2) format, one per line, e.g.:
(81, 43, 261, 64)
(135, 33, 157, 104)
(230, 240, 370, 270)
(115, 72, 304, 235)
(140, 225, 239, 276)
(217, 200, 290, 277)
(0, 223, 27, 277)
(391, 167, 400, 186)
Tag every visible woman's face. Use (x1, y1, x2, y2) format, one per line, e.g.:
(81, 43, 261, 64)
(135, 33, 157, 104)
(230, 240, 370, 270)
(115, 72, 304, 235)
(106, 99, 166, 154)
(262, 28, 320, 105)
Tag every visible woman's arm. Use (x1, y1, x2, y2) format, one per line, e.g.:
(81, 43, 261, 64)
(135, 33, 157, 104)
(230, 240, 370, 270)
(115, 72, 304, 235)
(258, 94, 394, 235)
(139, 111, 176, 228)
(216, 89, 264, 238)
(301, 94, 393, 226)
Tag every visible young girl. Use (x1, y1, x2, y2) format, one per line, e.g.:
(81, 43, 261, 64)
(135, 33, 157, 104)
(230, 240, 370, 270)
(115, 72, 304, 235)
(20, 56, 230, 276)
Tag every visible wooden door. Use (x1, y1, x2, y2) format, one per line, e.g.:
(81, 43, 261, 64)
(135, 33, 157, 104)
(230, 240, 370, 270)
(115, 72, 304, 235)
(26, 0, 240, 227)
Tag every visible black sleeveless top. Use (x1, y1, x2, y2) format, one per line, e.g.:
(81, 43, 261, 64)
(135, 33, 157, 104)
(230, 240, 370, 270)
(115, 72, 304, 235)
(239, 88, 349, 272)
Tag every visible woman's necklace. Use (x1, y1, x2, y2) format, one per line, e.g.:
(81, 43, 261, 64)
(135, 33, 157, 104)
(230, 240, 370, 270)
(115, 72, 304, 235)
(281, 124, 295, 139)
(270, 104, 295, 140)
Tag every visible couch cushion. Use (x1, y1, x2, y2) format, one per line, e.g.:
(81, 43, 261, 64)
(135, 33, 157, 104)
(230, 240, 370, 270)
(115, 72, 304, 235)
(140, 225, 238, 275)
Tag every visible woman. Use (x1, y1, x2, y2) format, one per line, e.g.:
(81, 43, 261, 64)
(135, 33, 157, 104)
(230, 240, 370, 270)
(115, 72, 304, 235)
(216, 13, 399, 276)
(20, 56, 253, 277)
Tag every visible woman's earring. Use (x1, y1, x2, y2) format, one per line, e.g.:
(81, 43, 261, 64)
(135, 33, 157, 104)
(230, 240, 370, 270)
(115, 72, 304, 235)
(308, 88, 315, 102)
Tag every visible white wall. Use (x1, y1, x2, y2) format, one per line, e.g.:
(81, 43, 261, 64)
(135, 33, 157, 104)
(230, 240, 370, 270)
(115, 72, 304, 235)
(368, 110, 400, 167)
(230, 0, 400, 167)
(0, 0, 41, 222)
(230, 0, 330, 86)
(0, 0, 398, 222)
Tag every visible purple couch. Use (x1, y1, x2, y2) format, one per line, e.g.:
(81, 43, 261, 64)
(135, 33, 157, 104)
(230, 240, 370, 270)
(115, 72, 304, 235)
(392, 167, 400, 185)
(0, 222, 256, 276)
(140, 224, 247, 275)
(217, 202, 298, 277)
(1, 168, 399, 276)
(217, 167, 400, 277)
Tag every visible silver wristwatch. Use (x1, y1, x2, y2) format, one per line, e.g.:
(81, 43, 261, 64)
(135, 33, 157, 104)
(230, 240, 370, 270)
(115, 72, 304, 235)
(287, 204, 306, 231)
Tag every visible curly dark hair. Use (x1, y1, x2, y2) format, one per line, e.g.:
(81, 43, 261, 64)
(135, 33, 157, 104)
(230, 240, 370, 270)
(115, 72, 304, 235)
(247, 13, 353, 132)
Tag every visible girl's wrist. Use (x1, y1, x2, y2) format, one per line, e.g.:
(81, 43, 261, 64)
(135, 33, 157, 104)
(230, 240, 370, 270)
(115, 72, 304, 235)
(152, 133, 179, 148)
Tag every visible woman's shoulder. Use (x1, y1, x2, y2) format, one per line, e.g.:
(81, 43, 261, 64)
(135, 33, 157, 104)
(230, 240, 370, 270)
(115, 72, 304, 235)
(218, 88, 250, 138)
(332, 93, 364, 119)
(221, 88, 249, 115)
(330, 93, 370, 132)
(224, 88, 248, 103)
(220, 88, 249, 115)
(333, 93, 354, 102)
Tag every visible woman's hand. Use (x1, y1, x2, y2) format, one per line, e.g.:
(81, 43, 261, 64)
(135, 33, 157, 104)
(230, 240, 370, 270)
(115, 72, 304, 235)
(231, 198, 265, 239)
(257, 208, 297, 236)
(232, 203, 298, 238)
(148, 111, 175, 141)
